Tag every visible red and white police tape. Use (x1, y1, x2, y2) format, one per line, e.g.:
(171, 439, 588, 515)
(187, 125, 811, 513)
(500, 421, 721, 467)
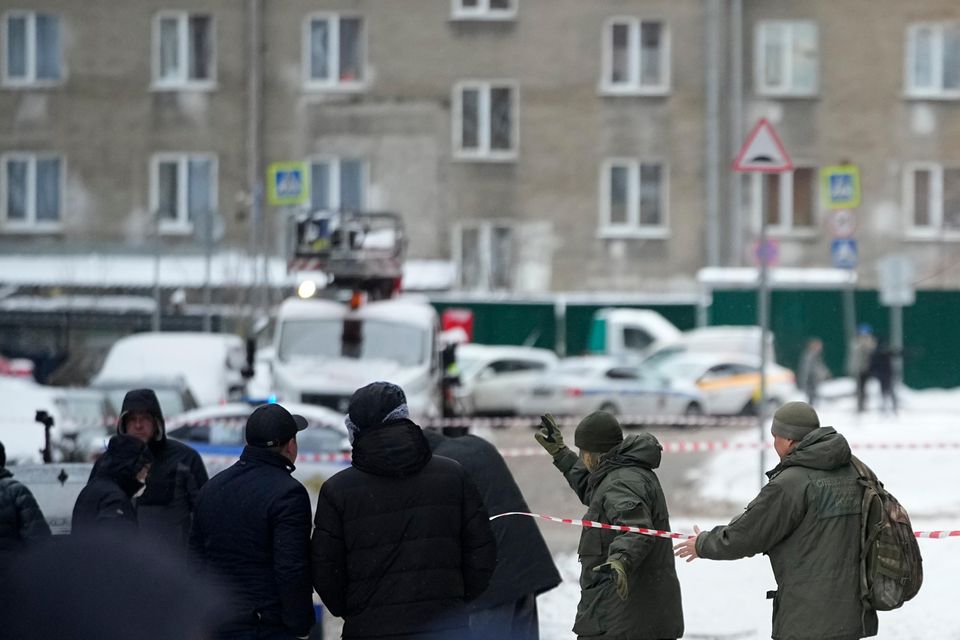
(489, 511, 960, 540)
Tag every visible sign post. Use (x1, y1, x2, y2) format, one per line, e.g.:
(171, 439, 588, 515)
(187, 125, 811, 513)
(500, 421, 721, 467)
(733, 118, 792, 489)
(877, 255, 916, 397)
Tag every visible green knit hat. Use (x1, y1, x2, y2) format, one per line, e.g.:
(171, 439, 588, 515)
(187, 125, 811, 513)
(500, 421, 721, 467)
(574, 411, 623, 453)
(771, 401, 820, 441)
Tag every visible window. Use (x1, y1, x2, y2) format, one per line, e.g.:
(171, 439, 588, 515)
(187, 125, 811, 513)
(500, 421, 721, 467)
(153, 12, 214, 88)
(309, 158, 366, 212)
(600, 160, 668, 236)
(456, 222, 514, 291)
(150, 154, 217, 232)
(905, 164, 960, 235)
(304, 15, 365, 89)
(755, 21, 818, 96)
(602, 19, 669, 94)
(3, 12, 62, 85)
(751, 167, 818, 234)
(1, 154, 63, 229)
(454, 82, 518, 160)
(451, 0, 516, 21)
(906, 24, 960, 98)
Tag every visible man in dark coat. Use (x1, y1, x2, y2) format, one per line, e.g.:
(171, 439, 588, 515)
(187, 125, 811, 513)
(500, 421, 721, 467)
(0, 440, 51, 570)
(190, 403, 315, 640)
(425, 426, 560, 640)
(91, 388, 208, 548)
(312, 382, 497, 640)
(674, 402, 878, 640)
(72, 434, 153, 535)
(536, 412, 683, 640)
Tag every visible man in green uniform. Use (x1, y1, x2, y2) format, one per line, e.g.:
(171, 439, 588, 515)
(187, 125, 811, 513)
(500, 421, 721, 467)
(674, 401, 878, 640)
(535, 411, 683, 640)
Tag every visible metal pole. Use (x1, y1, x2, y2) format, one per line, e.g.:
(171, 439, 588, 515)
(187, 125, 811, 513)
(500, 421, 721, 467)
(729, 0, 744, 265)
(152, 210, 162, 332)
(203, 209, 213, 333)
(247, 0, 263, 329)
(554, 295, 567, 358)
(843, 275, 857, 371)
(705, 0, 722, 267)
(891, 303, 904, 392)
(758, 177, 770, 488)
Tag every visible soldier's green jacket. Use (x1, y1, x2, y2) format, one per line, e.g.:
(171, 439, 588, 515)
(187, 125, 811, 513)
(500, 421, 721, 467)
(555, 433, 684, 640)
(696, 427, 879, 640)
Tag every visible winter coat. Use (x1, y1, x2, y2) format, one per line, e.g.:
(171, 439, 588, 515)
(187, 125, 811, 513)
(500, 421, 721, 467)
(555, 434, 684, 640)
(91, 388, 208, 548)
(312, 419, 497, 640)
(424, 430, 561, 610)
(72, 435, 151, 535)
(696, 427, 878, 640)
(189, 446, 315, 638)
(0, 468, 51, 568)
(797, 349, 829, 394)
(848, 335, 876, 377)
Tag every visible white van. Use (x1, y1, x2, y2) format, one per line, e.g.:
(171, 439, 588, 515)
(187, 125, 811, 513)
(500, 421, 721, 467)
(91, 332, 247, 409)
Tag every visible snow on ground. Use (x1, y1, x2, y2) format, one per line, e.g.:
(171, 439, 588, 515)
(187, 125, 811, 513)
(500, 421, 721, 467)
(539, 388, 960, 639)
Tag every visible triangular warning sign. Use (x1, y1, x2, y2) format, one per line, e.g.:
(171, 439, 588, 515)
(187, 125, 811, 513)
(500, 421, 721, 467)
(733, 118, 793, 173)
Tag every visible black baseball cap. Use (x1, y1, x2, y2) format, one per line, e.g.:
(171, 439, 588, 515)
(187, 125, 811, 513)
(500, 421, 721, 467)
(245, 404, 308, 447)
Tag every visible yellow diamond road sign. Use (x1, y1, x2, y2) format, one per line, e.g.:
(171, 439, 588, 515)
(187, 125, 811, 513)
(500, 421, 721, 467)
(267, 162, 310, 206)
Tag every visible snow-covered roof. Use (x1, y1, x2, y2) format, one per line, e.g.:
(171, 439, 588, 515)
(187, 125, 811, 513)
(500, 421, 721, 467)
(697, 267, 857, 289)
(0, 295, 157, 314)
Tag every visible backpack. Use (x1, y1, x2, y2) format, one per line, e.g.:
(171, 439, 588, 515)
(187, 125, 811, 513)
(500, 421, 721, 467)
(850, 455, 923, 611)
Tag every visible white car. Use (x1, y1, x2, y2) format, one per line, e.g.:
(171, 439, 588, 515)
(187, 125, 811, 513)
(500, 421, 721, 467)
(516, 357, 702, 418)
(649, 352, 798, 416)
(453, 344, 558, 416)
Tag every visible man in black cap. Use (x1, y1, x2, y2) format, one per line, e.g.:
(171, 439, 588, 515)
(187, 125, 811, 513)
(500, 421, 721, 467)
(311, 381, 497, 640)
(190, 403, 315, 640)
(674, 401, 878, 640)
(92, 388, 208, 548)
(535, 411, 683, 640)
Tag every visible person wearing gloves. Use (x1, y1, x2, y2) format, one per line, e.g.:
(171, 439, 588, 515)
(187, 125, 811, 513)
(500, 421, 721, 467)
(535, 412, 683, 640)
(72, 434, 153, 535)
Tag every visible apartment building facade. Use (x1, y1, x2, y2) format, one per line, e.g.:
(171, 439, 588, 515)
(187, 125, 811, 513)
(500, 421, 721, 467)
(1, 0, 959, 294)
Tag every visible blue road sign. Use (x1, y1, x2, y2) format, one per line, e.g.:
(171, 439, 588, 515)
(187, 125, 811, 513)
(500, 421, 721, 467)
(831, 238, 858, 270)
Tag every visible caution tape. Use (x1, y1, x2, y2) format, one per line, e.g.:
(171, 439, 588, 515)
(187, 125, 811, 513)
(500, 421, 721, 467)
(490, 512, 960, 541)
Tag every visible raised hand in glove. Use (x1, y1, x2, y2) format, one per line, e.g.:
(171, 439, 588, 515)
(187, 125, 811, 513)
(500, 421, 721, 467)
(593, 558, 629, 601)
(534, 413, 567, 458)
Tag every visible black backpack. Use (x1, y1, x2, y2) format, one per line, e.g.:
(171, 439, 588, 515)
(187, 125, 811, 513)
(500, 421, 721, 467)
(851, 456, 923, 611)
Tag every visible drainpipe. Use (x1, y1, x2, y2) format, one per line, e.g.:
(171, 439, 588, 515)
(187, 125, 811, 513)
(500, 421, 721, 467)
(705, 0, 722, 268)
(247, 0, 264, 328)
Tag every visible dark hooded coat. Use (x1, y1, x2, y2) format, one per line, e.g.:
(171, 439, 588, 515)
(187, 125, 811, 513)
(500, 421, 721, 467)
(72, 435, 152, 535)
(696, 427, 879, 640)
(555, 433, 684, 640)
(424, 430, 561, 610)
(90, 388, 208, 548)
(0, 466, 51, 569)
(312, 418, 497, 640)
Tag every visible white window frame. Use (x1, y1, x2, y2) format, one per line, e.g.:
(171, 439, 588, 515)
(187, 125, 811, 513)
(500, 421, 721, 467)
(903, 163, 960, 240)
(2, 11, 64, 87)
(598, 159, 670, 239)
(307, 156, 368, 212)
(600, 18, 671, 95)
(450, 0, 517, 21)
(149, 153, 218, 234)
(151, 11, 217, 90)
(452, 80, 519, 162)
(905, 23, 960, 100)
(0, 152, 65, 232)
(750, 167, 819, 237)
(302, 13, 367, 92)
(754, 20, 819, 97)
(453, 221, 515, 291)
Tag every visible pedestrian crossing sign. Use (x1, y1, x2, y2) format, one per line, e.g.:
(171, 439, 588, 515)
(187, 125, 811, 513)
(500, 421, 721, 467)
(821, 165, 861, 209)
(267, 162, 310, 206)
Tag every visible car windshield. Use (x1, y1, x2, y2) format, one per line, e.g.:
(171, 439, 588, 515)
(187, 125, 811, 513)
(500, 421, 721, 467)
(55, 396, 107, 427)
(278, 319, 426, 367)
(556, 360, 608, 376)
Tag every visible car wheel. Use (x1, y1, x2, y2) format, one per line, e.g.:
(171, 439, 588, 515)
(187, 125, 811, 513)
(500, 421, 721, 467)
(598, 402, 619, 415)
(684, 402, 704, 417)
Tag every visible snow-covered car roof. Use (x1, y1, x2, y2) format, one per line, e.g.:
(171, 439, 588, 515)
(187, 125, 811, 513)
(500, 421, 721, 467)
(457, 344, 558, 362)
(166, 401, 347, 435)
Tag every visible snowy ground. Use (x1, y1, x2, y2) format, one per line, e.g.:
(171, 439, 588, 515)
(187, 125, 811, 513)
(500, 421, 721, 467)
(536, 388, 960, 639)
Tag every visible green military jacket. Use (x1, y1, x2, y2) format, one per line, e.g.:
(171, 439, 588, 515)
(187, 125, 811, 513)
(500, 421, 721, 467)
(696, 427, 879, 640)
(555, 433, 684, 640)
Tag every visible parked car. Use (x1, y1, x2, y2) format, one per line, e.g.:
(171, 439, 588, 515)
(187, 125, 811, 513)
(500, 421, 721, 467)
(453, 344, 558, 415)
(93, 376, 198, 420)
(516, 356, 701, 418)
(587, 308, 682, 360)
(642, 325, 778, 368)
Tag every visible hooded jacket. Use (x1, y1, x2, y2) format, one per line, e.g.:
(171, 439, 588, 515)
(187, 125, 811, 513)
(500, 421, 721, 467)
(90, 388, 208, 548)
(73, 435, 152, 535)
(312, 418, 497, 640)
(696, 427, 879, 640)
(0, 467, 51, 568)
(554, 433, 684, 640)
(424, 430, 561, 610)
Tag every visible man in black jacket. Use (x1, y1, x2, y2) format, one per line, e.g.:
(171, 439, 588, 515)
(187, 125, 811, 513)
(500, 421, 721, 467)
(424, 426, 560, 640)
(312, 382, 497, 640)
(0, 440, 51, 570)
(92, 388, 208, 548)
(72, 434, 153, 535)
(190, 403, 315, 640)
